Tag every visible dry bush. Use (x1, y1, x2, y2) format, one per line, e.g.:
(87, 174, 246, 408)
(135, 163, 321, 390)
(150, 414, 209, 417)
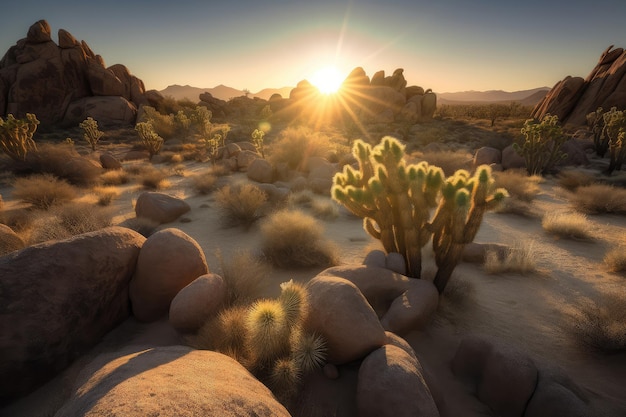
(310, 199, 340, 220)
(542, 212, 594, 240)
(260, 209, 338, 268)
(215, 183, 268, 228)
(268, 126, 338, 171)
(28, 202, 113, 244)
(572, 293, 626, 354)
(191, 171, 217, 194)
(137, 166, 170, 190)
(570, 184, 626, 214)
(557, 169, 596, 192)
(12, 174, 77, 209)
(217, 249, 271, 306)
(93, 186, 120, 206)
(484, 240, 536, 274)
(23, 143, 101, 186)
(411, 149, 472, 176)
(604, 247, 626, 274)
(493, 169, 541, 203)
(100, 169, 130, 186)
(287, 190, 315, 208)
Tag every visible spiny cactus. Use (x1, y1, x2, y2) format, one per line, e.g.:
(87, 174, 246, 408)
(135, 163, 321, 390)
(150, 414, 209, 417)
(587, 107, 609, 158)
(269, 357, 300, 403)
(292, 330, 327, 373)
(601, 107, 626, 175)
(79, 117, 104, 151)
(246, 299, 291, 368)
(135, 121, 163, 159)
(0, 113, 39, 161)
(513, 114, 567, 176)
(332, 136, 507, 293)
(278, 280, 308, 329)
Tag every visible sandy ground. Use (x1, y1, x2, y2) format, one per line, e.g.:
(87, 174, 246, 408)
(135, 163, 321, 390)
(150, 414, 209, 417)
(2, 149, 626, 415)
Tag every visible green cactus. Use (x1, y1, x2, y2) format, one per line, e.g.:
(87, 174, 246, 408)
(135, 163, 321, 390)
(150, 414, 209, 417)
(587, 107, 610, 158)
(135, 121, 164, 159)
(332, 136, 506, 293)
(0, 113, 39, 161)
(601, 107, 626, 175)
(513, 114, 567, 176)
(79, 117, 104, 151)
(278, 280, 308, 329)
(251, 128, 265, 157)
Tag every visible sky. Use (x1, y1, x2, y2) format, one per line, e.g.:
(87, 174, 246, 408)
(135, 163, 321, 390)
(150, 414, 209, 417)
(1, 0, 625, 94)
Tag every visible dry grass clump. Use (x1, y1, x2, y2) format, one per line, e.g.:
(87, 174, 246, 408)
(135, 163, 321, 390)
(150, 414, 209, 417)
(542, 212, 594, 240)
(411, 149, 472, 176)
(569, 184, 626, 214)
(557, 169, 596, 192)
(215, 183, 268, 228)
(484, 240, 537, 274)
(191, 171, 218, 195)
(260, 209, 338, 268)
(604, 247, 626, 274)
(268, 126, 338, 171)
(138, 166, 170, 190)
(572, 293, 626, 354)
(310, 199, 340, 220)
(18, 143, 101, 186)
(12, 174, 77, 209)
(28, 202, 113, 244)
(218, 249, 272, 306)
(100, 169, 130, 186)
(92, 186, 120, 206)
(493, 169, 541, 202)
(287, 190, 315, 208)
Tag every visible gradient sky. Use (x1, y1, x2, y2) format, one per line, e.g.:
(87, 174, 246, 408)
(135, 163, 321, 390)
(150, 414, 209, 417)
(1, 0, 625, 94)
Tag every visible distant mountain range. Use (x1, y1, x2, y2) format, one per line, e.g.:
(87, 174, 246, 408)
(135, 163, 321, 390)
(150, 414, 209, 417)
(159, 84, 293, 101)
(437, 87, 550, 106)
(159, 84, 550, 106)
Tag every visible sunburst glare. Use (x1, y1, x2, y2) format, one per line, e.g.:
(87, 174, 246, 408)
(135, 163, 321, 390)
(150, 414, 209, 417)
(310, 66, 344, 95)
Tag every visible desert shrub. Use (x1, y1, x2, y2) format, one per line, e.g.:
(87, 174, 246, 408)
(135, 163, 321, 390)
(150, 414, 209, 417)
(0, 113, 39, 161)
(135, 122, 164, 158)
(22, 143, 101, 186)
(140, 106, 176, 139)
(218, 249, 272, 306)
(493, 169, 541, 202)
(513, 114, 567, 175)
(484, 241, 536, 274)
(287, 190, 315, 207)
(79, 117, 104, 151)
(93, 186, 120, 206)
(12, 174, 77, 209)
(310, 199, 340, 220)
(411, 149, 472, 176)
(569, 184, 626, 214)
(100, 169, 130, 185)
(587, 107, 610, 158)
(138, 166, 170, 190)
(572, 294, 626, 354)
(542, 212, 594, 240)
(215, 183, 268, 228)
(604, 247, 626, 274)
(190, 171, 217, 195)
(260, 209, 338, 268)
(268, 126, 337, 171)
(28, 202, 113, 243)
(557, 169, 596, 192)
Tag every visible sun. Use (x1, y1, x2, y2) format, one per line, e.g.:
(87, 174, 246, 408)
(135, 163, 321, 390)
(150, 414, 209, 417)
(310, 66, 344, 95)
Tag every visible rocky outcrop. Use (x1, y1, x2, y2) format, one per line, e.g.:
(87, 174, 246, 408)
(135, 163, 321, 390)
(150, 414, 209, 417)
(533, 45, 626, 126)
(0, 20, 158, 127)
(0, 227, 145, 404)
(285, 67, 437, 124)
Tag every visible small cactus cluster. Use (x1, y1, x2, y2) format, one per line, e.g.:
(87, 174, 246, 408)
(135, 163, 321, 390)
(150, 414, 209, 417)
(196, 280, 326, 404)
(135, 121, 164, 159)
(332, 136, 507, 293)
(79, 117, 104, 151)
(513, 114, 567, 176)
(599, 107, 626, 175)
(0, 113, 39, 161)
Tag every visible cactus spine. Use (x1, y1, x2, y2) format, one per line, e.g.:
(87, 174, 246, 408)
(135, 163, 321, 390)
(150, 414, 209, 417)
(332, 136, 506, 293)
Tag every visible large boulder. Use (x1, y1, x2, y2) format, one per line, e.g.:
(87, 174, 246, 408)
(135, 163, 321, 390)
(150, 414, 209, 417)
(168, 273, 227, 334)
(305, 275, 387, 364)
(532, 46, 626, 126)
(129, 228, 209, 322)
(0, 227, 145, 404)
(134, 192, 191, 224)
(379, 279, 439, 335)
(55, 346, 291, 416)
(357, 345, 439, 417)
(0, 20, 148, 127)
(247, 158, 275, 183)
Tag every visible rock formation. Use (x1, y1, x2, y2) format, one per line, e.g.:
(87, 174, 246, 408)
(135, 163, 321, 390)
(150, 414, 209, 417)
(533, 45, 626, 126)
(283, 67, 437, 124)
(0, 20, 159, 128)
